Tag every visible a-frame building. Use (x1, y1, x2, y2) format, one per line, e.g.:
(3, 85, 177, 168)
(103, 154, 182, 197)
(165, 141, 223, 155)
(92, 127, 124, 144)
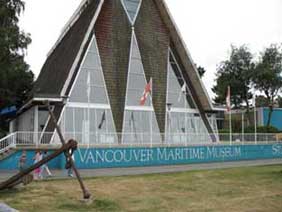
(12, 0, 218, 144)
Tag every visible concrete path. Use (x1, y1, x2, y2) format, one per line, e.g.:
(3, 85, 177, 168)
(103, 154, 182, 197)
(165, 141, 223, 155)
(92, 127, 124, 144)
(0, 203, 18, 212)
(0, 159, 282, 182)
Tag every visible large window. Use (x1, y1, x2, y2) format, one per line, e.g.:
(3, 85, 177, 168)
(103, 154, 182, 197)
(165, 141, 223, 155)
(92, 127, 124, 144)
(121, 0, 142, 24)
(122, 32, 161, 144)
(166, 50, 216, 144)
(60, 107, 116, 145)
(58, 35, 117, 145)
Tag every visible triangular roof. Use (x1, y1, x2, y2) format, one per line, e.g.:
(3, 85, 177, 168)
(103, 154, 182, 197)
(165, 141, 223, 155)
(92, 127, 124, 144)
(31, 0, 214, 136)
(32, 0, 103, 98)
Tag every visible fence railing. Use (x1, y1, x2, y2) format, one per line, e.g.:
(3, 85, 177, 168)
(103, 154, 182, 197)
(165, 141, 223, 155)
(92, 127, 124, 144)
(0, 133, 16, 154)
(59, 132, 282, 146)
(1, 132, 282, 152)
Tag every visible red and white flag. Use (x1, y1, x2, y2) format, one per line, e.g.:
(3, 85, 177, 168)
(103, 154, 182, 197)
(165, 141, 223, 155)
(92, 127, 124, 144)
(140, 78, 152, 106)
(226, 86, 231, 112)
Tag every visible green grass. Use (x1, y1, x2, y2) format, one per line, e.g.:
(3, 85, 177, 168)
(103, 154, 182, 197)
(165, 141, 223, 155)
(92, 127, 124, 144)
(1, 165, 282, 211)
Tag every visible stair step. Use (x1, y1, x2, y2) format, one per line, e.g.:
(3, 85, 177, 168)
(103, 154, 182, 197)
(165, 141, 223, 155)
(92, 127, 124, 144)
(0, 148, 16, 161)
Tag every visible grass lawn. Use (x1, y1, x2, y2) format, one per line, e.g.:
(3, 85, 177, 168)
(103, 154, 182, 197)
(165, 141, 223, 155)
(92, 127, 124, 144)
(1, 165, 282, 212)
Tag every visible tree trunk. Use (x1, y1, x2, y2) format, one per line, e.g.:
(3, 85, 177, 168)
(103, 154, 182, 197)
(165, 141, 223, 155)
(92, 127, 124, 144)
(267, 104, 273, 127)
(245, 99, 251, 126)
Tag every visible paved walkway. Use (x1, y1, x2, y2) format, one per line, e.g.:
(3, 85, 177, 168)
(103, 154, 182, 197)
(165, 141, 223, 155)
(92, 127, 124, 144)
(1, 159, 282, 182)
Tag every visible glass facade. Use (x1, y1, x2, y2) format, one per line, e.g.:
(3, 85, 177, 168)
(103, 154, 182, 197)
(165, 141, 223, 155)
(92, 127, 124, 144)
(166, 51, 216, 144)
(122, 33, 161, 144)
(60, 107, 116, 145)
(59, 35, 117, 145)
(121, 0, 142, 23)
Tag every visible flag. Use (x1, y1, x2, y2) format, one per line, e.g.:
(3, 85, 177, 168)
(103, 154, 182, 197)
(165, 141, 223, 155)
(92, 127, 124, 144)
(98, 111, 106, 129)
(129, 111, 138, 140)
(140, 78, 152, 106)
(129, 111, 135, 127)
(226, 86, 231, 112)
(178, 83, 187, 102)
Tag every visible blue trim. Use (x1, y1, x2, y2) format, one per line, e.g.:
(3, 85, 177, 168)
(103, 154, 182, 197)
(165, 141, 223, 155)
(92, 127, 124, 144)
(0, 106, 17, 116)
(1, 144, 282, 170)
(263, 108, 282, 130)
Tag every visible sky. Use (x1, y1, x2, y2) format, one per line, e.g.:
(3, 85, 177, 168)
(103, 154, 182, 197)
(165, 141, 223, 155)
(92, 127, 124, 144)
(19, 0, 282, 98)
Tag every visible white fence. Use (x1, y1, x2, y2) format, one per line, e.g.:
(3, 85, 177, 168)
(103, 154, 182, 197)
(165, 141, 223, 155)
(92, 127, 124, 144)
(1, 131, 282, 153)
(0, 133, 16, 154)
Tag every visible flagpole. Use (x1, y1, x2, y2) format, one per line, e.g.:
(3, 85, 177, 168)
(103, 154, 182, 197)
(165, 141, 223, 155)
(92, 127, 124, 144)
(254, 95, 257, 144)
(226, 86, 232, 145)
(87, 72, 91, 148)
(229, 110, 232, 145)
(150, 78, 153, 148)
(242, 111, 244, 143)
(184, 83, 187, 145)
(254, 107, 257, 144)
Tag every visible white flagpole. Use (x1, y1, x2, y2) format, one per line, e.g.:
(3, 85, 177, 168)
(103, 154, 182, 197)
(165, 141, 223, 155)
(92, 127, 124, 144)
(242, 111, 244, 143)
(229, 110, 232, 145)
(254, 95, 257, 144)
(184, 84, 187, 145)
(227, 86, 232, 145)
(87, 72, 91, 148)
(150, 78, 153, 147)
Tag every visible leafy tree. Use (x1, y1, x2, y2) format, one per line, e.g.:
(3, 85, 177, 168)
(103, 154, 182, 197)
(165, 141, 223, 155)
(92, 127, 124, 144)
(255, 95, 269, 107)
(0, 0, 33, 110)
(196, 65, 206, 78)
(0, 0, 33, 135)
(212, 45, 255, 123)
(252, 44, 282, 127)
(277, 96, 282, 108)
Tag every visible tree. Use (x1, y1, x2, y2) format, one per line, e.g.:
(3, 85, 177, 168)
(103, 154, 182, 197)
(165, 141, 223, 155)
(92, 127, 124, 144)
(252, 44, 282, 127)
(255, 95, 269, 107)
(277, 96, 282, 108)
(212, 45, 255, 123)
(0, 0, 33, 110)
(0, 0, 33, 134)
(196, 65, 206, 78)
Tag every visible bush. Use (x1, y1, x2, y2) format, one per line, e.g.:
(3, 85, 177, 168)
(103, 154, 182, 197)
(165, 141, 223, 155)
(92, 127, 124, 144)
(218, 129, 230, 134)
(219, 126, 279, 134)
(244, 126, 279, 133)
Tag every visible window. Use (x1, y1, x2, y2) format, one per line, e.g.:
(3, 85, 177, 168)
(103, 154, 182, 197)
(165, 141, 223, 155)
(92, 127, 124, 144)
(166, 50, 216, 144)
(121, 0, 142, 24)
(59, 35, 117, 145)
(122, 32, 161, 144)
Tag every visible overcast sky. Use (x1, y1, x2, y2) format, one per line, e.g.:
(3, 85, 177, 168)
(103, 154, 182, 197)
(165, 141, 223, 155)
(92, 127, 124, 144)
(19, 0, 282, 98)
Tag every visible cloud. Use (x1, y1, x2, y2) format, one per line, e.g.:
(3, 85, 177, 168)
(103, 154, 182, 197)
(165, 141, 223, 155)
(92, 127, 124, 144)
(20, 0, 282, 98)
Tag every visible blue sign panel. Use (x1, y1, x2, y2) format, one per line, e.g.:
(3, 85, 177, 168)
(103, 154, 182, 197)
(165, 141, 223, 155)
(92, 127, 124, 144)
(0, 151, 63, 170)
(1, 144, 282, 170)
(74, 144, 282, 169)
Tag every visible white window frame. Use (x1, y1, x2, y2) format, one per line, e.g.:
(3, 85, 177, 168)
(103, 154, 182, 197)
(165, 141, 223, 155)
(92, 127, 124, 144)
(122, 30, 161, 144)
(120, 0, 143, 25)
(55, 34, 117, 144)
(165, 48, 213, 143)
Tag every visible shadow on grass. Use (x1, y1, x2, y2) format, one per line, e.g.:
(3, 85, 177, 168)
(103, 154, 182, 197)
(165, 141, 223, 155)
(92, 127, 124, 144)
(57, 199, 121, 212)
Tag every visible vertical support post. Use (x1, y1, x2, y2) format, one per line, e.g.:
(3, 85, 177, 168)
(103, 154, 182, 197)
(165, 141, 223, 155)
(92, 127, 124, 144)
(150, 78, 153, 147)
(254, 106, 257, 144)
(229, 111, 232, 146)
(13, 132, 16, 147)
(242, 112, 244, 143)
(184, 89, 187, 145)
(34, 105, 39, 147)
(150, 111, 153, 148)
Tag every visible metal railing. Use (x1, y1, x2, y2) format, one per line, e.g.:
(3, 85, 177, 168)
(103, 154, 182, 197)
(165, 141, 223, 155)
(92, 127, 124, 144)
(15, 132, 55, 146)
(0, 133, 16, 154)
(52, 132, 282, 146)
(1, 132, 282, 152)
